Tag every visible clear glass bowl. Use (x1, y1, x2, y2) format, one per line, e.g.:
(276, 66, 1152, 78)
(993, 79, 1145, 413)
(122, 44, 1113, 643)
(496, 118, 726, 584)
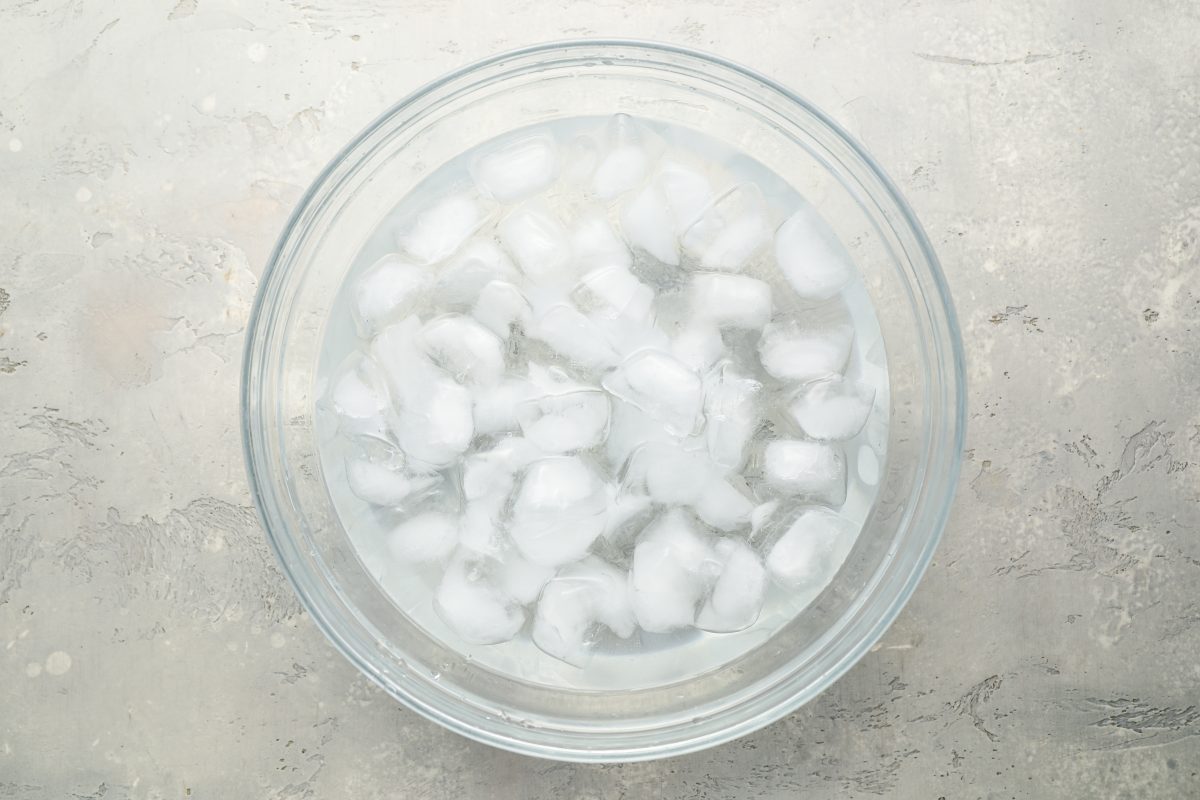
(242, 40, 966, 762)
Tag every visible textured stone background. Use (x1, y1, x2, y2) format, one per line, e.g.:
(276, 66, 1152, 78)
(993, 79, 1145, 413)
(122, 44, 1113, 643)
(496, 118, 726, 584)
(2, 1, 1198, 797)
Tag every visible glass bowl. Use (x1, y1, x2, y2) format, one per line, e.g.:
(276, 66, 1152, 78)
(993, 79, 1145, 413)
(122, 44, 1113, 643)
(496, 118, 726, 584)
(242, 39, 966, 762)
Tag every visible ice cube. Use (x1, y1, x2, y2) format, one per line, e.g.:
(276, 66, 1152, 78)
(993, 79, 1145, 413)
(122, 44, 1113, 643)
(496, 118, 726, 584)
(328, 354, 389, 423)
(670, 320, 725, 372)
(605, 399, 684, 471)
(471, 280, 533, 339)
(517, 389, 610, 453)
(602, 349, 703, 436)
(460, 437, 542, 552)
(345, 458, 438, 507)
(571, 264, 662, 360)
(387, 511, 458, 563)
(591, 313, 670, 363)
(592, 114, 661, 200)
(462, 436, 541, 502)
(459, 436, 540, 556)
(775, 205, 854, 301)
(766, 507, 857, 589)
(761, 439, 846, 505)
(418, 314, 506, 386)
(857, 444, 880, 486)
(682, 184, 771, 272)
(431, 238, 520, 307)
(495, 552, 557, 605)
(498, 203, 573, 285)
(396, 192, 486, 264)
(560, 134, 599, 186)
(757, 318, 854, 382)
(471, 131, 559, 203)
(570, 212, 632, 272)
(354, 255, 430, 333)
(703, 215, 772, 272)
(787, 375, 875, 441)
(509, 456, 608, 567)
(572, 266, 655, 322)
(620, 183, 679, 265)
(629, 510, 718, 633)
(532, 556, 635, 666)
(703, 361, 763, 470)
(393, 369, 475, 469)
(528, 302, 620, 370)
(692, 476, 755, 532)
(434, 556, 525, 645)
(750, 499, 781, 536)
(657, 160, 714, 234)
(458, 500, 505, 555)
(690, 273, 772, 330)
(472, 377, 538, 435)
(370, 319, 473, 467)
(593, 145, 651, 200)
(623, 442, 713, 506)
(603, 485, 653, 542)
(369, 316, 428, 399)
(696, 538, 766, 632)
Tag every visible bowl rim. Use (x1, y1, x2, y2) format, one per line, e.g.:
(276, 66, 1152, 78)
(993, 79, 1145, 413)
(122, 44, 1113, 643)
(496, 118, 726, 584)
(242, 37, 967, 762)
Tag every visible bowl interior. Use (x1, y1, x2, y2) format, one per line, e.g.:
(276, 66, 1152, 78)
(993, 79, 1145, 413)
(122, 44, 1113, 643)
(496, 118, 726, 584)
(243, 40, 964, 761)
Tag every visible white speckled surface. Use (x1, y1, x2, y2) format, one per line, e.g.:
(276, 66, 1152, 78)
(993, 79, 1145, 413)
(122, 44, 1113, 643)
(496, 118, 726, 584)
(2, 2, 1199, 796)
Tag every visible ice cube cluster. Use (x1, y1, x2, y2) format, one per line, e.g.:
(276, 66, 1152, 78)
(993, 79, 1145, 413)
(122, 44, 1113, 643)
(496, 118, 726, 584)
(322, 115, 880, 668)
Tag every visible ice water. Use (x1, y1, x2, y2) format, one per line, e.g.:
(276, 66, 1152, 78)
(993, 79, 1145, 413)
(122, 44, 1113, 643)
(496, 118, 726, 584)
(314, 115, 888, 691)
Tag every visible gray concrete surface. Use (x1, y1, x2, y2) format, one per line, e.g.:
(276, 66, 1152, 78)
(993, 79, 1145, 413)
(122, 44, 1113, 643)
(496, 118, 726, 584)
(2, 1, 1198, 797)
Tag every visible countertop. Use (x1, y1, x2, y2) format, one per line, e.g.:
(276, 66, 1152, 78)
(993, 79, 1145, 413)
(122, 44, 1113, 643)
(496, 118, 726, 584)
(2, 1, 1198, 797)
